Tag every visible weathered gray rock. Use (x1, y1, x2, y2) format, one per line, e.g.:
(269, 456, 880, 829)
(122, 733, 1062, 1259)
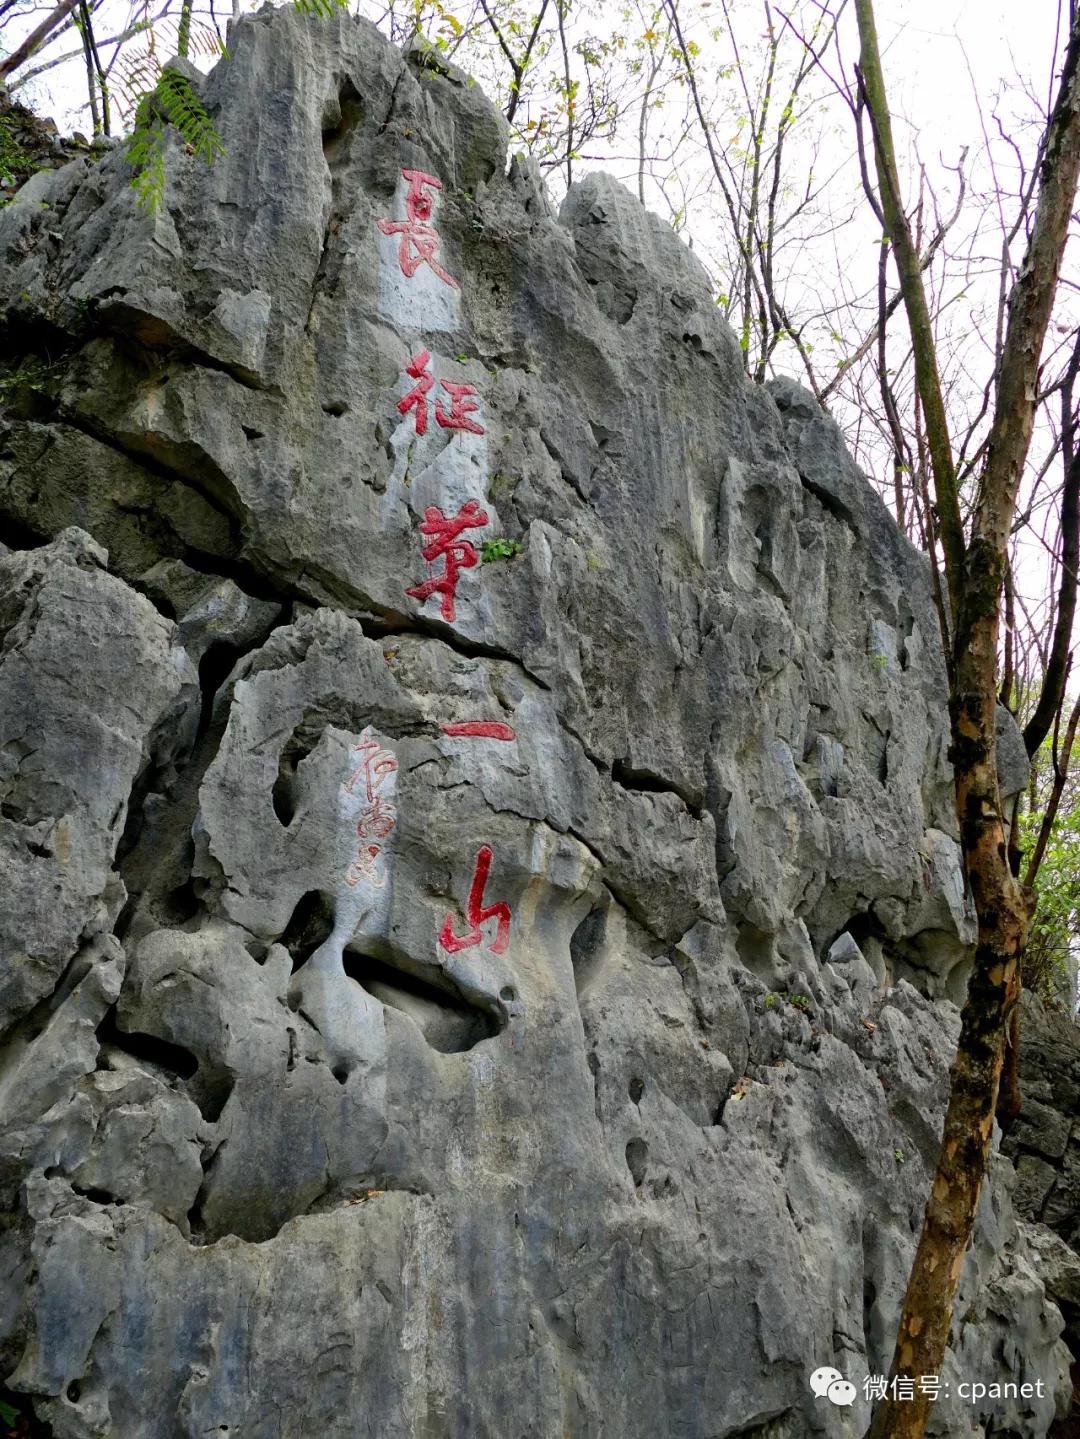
(0, 10, 1070, 1437)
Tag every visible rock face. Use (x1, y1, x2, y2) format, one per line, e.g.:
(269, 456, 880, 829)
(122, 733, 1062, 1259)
(1007, 996, 1080, 1378)
(0, 11, 1070, 1437)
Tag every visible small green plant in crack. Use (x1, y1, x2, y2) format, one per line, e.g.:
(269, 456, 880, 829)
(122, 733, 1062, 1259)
(762, 990, 811, 1014)
(487, 471, 518, 503)
(70, 294, 99, 333)
(0, 357, 59, 404)
(0, 113, 40, 191)
(894, 1148, 906, 1164)
(481, 537, 523, 564)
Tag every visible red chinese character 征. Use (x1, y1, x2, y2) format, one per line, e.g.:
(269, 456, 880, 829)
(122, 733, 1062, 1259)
(436, 381, 484, 435)
(377, 168, 459, 289)
(397, 353, 485, 438)
(405, 498, 488, 623)
(439, 844, 511, 955)
(397, 350, 435, 436)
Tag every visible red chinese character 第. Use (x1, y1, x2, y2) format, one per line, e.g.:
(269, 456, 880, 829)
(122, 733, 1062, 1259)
(439, 844, 511, 955)
(405, 498, 488, 623)
(377, 169, 459, 289)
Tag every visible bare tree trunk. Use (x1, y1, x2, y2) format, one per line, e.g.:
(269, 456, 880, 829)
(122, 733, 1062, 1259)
(0, 0, 82, 81)
(855, 0, 1080, 1434)
(177, 0, 194, 58)
(77, 0, 101, 133)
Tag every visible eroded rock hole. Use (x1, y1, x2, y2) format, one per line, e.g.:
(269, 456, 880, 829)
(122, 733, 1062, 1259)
(570, 903, 608, 996)
(345, 950, 499, 1054)
(197, 640, 244, 740)
(272, 712, 325, 826)
(586, 1049, 602, 1121)
(280, 890, 336, 974)
(0, 1383, 48, 1437)
(629, 1075, 644, 1105)
(97, 1009, 234, 1122)
(96, 1008, 198, 1081)
(625, 1137, 648, 1188)
(322, 77, 363, 163)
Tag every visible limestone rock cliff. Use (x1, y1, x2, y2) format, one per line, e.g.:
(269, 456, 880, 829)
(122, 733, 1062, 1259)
(0, 10, 1070, 1436)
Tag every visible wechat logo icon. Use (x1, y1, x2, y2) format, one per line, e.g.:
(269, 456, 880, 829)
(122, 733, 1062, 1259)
(810, 1366, 857, 1407)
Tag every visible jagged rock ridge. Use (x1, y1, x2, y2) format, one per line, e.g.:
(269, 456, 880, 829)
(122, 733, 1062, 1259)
(0, 10, 1070, 1436)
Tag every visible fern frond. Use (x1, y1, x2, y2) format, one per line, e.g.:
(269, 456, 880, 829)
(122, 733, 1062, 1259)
(113, 18, 226, 118)
(293, 0, 348, 18)
(156, 70, 226, 164)
(127, 105, 168, 211)
(125, 71, 224, 210)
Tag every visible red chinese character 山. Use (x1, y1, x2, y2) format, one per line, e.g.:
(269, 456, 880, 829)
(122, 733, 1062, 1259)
(405, 498, 488, 623)
(377, 168, 459, 289)
(439, 845, 512, 955)
(397, 353, 486, 438)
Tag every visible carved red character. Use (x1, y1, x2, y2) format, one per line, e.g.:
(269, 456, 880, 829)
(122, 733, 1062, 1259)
(439, 844, 512, 955)
(344, 735, 397, 802)
(356, 794, 396, 841)
(436, 381, 484, 435)
(397, 356, 485, 437)
(440, 721, 516, 741)
(397, 350, 435, 436)
(377, 168, 459, 289)
(401, 168, 442, 222)
(406, 498, 488, 623)
(343, 734, 397, 889)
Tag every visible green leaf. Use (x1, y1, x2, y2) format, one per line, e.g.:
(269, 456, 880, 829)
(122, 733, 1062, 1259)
(481, 538, 524, 564)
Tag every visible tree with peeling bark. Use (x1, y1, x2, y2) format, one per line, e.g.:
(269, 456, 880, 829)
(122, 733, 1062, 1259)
(848, 2, 1080, 1436)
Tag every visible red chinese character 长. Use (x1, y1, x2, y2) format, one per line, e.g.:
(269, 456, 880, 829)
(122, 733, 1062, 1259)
(435, 380, 484, 435)
(405, 498, 488, 623)
(398, 350, 434, 435)
(377, 169, 459, 289)
(402, 168, 442, 222)
(439, 844, 511, 955)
